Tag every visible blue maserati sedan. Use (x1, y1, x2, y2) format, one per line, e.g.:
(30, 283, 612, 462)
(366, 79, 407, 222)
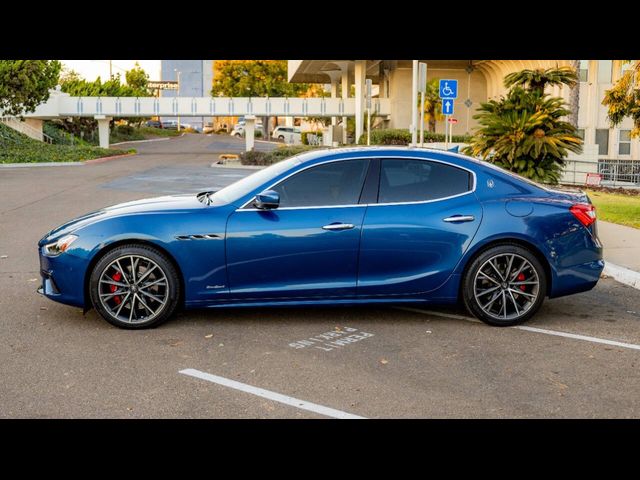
(37, 147, 604, 329)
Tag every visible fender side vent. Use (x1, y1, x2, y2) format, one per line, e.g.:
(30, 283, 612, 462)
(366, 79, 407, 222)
(175, 234, 220, 240)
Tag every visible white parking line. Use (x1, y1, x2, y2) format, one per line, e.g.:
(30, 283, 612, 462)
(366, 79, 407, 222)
(179, 368, 366, 419)
(395, 307, 640, 352)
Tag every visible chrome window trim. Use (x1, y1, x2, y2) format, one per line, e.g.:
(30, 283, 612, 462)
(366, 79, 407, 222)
(235, 154, 477, 212)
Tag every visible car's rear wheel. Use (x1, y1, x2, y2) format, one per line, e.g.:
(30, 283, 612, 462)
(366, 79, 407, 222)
(462, 244, 546, 326)
(278, 135, 285, 142)
(89, 244, 180, 329)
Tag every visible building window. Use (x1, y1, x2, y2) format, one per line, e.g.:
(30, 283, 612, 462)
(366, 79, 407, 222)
(597, 60, 613, 83)
(596, 129, 610, 156)
(578, 60, 589, 82)
(576, 129, 585, 140)
(619, 130, 631, 155)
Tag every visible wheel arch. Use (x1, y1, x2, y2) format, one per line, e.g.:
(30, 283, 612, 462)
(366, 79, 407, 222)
(458, 237, 553, 299)
(83, 239, 186, 312)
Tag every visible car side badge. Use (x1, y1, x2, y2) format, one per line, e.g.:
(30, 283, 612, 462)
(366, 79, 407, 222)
(487, 179, 495, 188)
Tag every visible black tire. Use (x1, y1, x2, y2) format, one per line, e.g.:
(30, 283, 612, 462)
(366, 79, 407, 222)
(278, 135, 285, 142)
(462, 244, 547, 327)
(89, 244, 181, 329)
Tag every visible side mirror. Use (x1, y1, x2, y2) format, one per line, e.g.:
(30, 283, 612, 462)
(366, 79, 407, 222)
(254, 190, 280, 210)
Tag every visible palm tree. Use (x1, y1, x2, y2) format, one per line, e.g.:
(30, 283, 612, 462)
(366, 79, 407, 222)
(568, 61, 580, 128)
(504, 66, 578, 95)
(417, 79, 443, 132)
(463, 69, 583, 184)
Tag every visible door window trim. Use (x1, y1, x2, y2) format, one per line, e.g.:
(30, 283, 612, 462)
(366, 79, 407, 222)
(236, 155, 477, 211)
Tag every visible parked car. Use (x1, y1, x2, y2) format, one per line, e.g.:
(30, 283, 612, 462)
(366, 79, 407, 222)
(162, 120, 178, 130)
(231, 121, 264, 137)
(37, 147, 603, 329)
(272, 126, 302, 143)
(145, 120, 163, 129)
(203, 122, 215, 134)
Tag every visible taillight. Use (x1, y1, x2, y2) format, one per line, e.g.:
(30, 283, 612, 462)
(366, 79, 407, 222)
(570, 203, 596, 227)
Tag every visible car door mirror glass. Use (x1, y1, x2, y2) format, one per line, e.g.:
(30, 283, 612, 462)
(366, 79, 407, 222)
(254, 190, 280, 209)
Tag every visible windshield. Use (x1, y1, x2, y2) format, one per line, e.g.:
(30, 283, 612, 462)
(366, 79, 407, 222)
(212, 156, 302, 205)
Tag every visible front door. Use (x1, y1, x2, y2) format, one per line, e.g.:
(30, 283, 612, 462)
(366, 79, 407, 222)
(225, 159, 371, 300)
(357, 157, 482, 296)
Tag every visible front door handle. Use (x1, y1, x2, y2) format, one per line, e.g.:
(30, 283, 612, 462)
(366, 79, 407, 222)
(443, 215, 475, 223)
(322, 223, 355, 231)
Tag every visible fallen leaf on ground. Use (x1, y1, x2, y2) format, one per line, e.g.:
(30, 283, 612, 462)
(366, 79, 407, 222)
(426, 330, 432, 334)
(204, 334, 213, 338)
(28, 278, 38, 282)
(0, 255, 8, 259)
(218, 343, 224, 347)
(380, 358, 388, 365)
(40, 306, 48, 310)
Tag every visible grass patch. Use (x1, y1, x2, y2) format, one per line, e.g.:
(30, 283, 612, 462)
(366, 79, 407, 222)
(0, 123, 131, 164)
(586, 189, 640, 229)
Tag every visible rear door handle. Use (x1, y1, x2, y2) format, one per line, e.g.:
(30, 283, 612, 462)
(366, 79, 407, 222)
(322, 223, 355, 231)
(443, 215, 475, 223)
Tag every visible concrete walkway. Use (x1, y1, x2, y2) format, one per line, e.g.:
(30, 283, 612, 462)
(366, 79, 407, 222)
(599, 221, 640, 272)
(598, 221, 640, 289)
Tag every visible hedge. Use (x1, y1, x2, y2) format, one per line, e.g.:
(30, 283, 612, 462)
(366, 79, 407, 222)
(357, 129, 472, 145)
(240, 145, 319, 166)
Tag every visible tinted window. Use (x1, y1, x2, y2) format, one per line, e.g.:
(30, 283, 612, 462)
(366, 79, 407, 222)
(272, 160, 369, 207)
(596, 129, 609, 156)
(379, 159, 471, 203)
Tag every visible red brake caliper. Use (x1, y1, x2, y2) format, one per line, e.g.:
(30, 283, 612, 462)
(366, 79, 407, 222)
(517, 273, 526, 291)
(111, 271, 122, 305)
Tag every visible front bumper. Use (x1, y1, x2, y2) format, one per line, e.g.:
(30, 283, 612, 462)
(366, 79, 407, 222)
(38, 247, 87, 308)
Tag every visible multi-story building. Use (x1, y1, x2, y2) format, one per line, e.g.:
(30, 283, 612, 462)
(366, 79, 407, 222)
(160, 60, 214, 130)
(287, 60, 639, 163)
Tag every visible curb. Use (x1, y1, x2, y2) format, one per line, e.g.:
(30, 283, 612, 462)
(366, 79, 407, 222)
(111, 137, 170, 146)
(84, 152, 136, 164)
(0, 161, 84, 168)
(603, 262, 640, 290)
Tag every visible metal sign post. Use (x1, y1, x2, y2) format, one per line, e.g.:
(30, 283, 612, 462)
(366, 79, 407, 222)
(365, 78, 372, 146)
(418, 63, 427, 147)
(439, 79, 458, 151)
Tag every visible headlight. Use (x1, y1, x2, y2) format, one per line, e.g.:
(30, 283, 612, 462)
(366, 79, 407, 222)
(43, 234, 78, 256)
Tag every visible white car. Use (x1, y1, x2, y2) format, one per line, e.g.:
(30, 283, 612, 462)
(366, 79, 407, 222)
(231, 122, 264, 137)
(272, 126, 302, 144)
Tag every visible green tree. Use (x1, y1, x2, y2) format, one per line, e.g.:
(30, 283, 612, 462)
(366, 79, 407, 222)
(602, 60, 640, 138)
(211, 60, 313, 139)
(463, 68, 582, 184)
(125, 62, 150, 95)
(0, 60, 61, 116)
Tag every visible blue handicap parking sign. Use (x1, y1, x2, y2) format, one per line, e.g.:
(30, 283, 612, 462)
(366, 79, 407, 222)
(439, 79, 458, 99)
(442, 99, 454, 115)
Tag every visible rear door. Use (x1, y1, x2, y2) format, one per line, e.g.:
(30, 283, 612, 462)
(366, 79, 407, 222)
(357, 157, 482, 296)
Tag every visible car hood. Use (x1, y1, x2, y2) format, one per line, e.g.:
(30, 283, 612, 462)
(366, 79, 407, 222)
(39, 193, 212, 245)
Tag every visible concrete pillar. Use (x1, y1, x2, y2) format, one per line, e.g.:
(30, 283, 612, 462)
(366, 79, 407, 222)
(354, 60, 366, 144)
(330, 80, 338, 126)
(96, 116, 112, 149)
(411, 60, 419, 146)
(245, 115, 255, 152)
(341, 68, 350, 144)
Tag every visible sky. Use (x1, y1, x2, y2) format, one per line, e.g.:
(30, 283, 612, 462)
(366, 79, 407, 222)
(60, 60, 161, 82)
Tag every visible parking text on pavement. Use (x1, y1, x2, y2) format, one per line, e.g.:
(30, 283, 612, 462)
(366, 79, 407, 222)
(289, 326, 374, 352)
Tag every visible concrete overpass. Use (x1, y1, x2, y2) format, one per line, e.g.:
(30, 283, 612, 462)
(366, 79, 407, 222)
(16, 89, 391, 150)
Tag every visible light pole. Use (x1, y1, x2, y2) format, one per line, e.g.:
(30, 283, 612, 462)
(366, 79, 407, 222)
(174, 68, 181, 132)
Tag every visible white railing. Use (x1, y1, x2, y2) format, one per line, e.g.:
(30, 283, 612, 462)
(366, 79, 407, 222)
(39, 96, 391, 118)
(0, 116, 53, 143)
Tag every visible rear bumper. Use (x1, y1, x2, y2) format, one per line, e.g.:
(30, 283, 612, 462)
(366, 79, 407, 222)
(549, 259, 604, 298)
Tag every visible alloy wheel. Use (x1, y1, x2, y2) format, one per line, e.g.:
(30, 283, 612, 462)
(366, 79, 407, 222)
(97, 255, 169, 324)
(473, 253, 540, 321)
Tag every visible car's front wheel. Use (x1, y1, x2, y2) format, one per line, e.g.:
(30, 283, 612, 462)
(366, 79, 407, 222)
(462, 244, 546, 326)
(89, 244, 180, 329)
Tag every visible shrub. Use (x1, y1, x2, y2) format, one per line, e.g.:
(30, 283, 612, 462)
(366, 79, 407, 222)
(302, 131, 323, 145)
(358, 129, 471, 145)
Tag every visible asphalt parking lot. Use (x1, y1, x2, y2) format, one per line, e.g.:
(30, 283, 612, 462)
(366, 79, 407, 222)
(1, 134, 640, 418)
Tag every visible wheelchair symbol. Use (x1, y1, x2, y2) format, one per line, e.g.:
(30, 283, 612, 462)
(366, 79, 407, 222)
(442, 83, 455, 97)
